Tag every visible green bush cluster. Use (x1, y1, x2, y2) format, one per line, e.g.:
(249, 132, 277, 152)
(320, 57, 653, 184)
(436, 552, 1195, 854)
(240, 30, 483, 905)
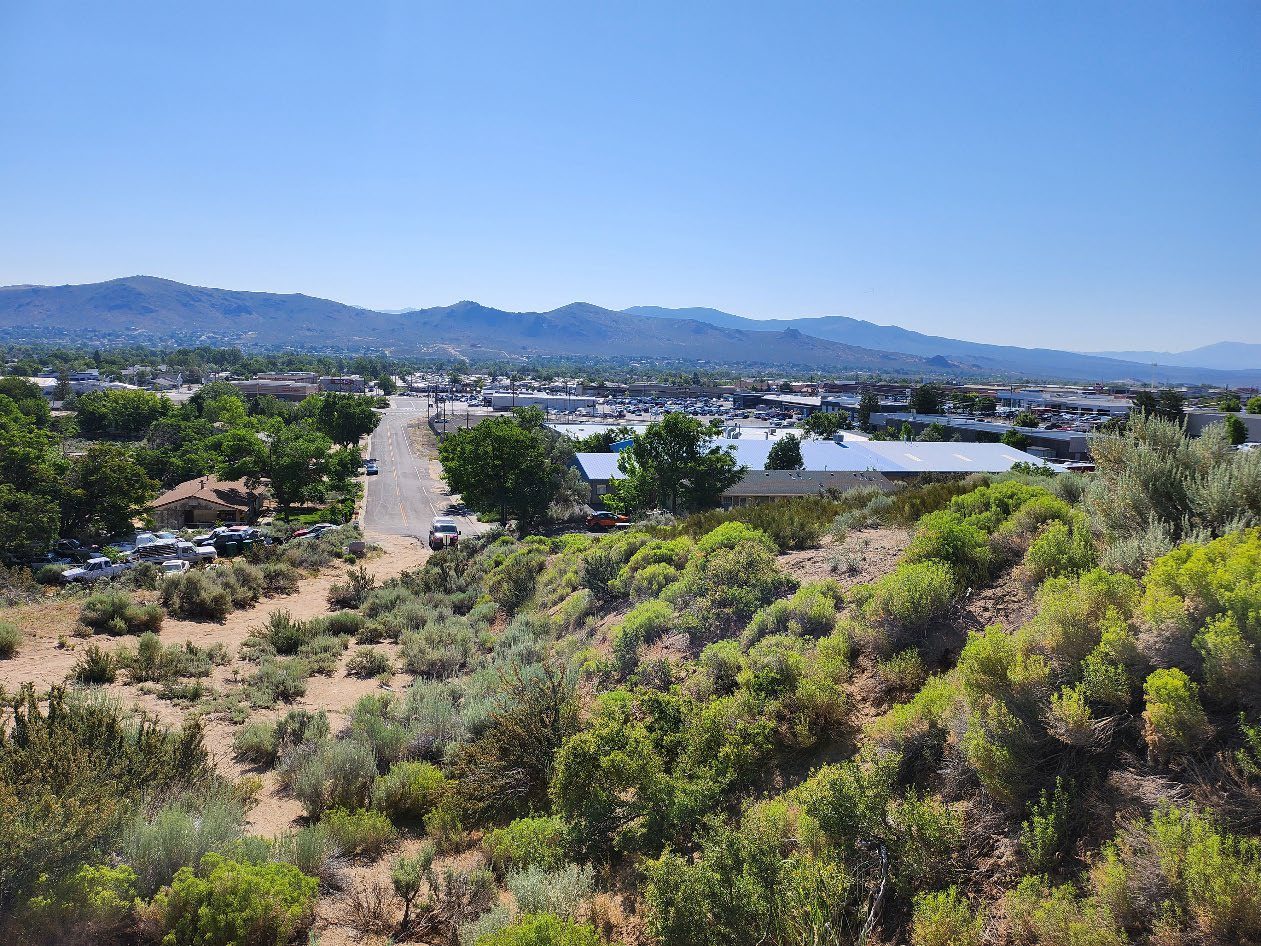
(80, 590, 164, 636)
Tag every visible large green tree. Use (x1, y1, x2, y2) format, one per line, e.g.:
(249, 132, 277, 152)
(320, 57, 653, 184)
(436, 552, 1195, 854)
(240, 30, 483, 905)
(909, 384, 943, 415)
(800, 411, 851, 439)
(72, 389, 170, 436)
(765, 434, 804, 470)
(61, 443, 158, 540)
(268, 422, 333, 517)
(608, 413, 744, 514)
(438, 415, 559, 529)
(311, 393, 381, 447)
(857, 392, 880, 430)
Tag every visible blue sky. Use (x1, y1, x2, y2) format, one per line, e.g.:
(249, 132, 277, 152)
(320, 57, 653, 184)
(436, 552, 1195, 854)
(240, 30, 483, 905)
(1, 1, 1256, 350)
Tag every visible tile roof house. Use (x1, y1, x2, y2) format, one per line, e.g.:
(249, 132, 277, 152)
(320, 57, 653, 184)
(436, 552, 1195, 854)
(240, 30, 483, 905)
(150, 475, 265, 529)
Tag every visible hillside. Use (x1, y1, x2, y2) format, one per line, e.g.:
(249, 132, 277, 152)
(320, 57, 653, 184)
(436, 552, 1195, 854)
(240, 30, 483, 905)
(2, 276, 1259, 383)
(5, 413, 1261, 946)
(625, 305, 1261, 382)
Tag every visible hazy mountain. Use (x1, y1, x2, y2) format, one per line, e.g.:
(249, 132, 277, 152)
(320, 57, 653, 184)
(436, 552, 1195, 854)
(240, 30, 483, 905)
(1090, 341, 1261, 372)
(624, 306, 1261, 382)
(1, 277, 1257, 383)
(0, 277, 966, 375)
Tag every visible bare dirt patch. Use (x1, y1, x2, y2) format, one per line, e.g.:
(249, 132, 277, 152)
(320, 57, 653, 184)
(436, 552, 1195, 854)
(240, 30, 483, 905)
(778, 527, 912, 589)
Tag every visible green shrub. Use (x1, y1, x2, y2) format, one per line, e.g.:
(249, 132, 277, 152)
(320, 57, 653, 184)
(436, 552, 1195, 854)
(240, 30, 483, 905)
(80, 591, 163, 635)
(745, 583, 839, 642)
(35, 563, 67, 585)
(347, 646, 394, 678)
(19, 861, 138, 943)
(160, 569, 232, 621)
(261, 610, 314, 655)
(1022, 515, 1096, 583)
(321, 807, 398, 858)
(910, 886, 984, 946)
(72, 644, 118, 684)
(696, 521, 778, 555)
(860, 560, 957, 631)
(906, 510, 992, 586)
(475, 913, 603, 946)
(328, 564, 376, 609)
(552, 589, 593, 634)
(630, 562, 680, 599)
(233, 720, 279, 766)
(148, 853, 317, 946)
(244, 657, 309, 707)
(1194, 613, 1260, 700)
(1020, 777, 1072, 872)
(1004, 875, 1125, 946)
(0, 622, 21, 658)
(260, 560, 301, 595)
(875, 648, 927, 695)
(484, 816, 568, 872)
(1143, 667, 1212, 760)
(372, 760, 447, 822)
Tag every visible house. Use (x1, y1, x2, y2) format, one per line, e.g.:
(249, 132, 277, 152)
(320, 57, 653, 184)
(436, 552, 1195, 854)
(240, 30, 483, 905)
(150, 475, 265, 529)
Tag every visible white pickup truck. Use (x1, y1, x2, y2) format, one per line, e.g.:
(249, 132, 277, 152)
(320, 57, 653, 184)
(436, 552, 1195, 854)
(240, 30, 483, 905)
(61, 556, 133, 583)
(129, 541, 217, 565)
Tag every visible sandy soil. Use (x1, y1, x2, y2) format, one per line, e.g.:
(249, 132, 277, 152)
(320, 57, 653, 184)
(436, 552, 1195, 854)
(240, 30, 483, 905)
(778, 527, 912, 590)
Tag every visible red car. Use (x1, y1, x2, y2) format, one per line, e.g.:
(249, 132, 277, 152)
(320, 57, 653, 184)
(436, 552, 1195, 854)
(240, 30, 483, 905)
(585, 510, 629, 530)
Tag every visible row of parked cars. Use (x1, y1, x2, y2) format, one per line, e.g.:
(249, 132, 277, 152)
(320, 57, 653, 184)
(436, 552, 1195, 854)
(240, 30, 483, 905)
(54, 523, 346, 584)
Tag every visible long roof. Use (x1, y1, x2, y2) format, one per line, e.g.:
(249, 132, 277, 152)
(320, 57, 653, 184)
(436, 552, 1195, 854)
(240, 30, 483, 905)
(573, 438, 1047, 481)
(151, 475, 260, 510)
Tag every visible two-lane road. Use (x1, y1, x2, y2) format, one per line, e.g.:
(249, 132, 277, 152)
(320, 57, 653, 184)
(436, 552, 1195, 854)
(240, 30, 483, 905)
(362, 397, 486, 540)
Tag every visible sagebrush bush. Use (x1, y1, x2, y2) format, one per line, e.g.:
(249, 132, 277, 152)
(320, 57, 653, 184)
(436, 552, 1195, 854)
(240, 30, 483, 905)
(477, 913, 603, 946)
(245, 657, 309, 707)
(233, 720, 279, 766)
(328, 565, 376, 609)
(121, 790, 246, 897)
(271, 823, 338, 881)
(630, 562, 680, 599)
(0, 622, 21, 658)
(321, 807, 398, 858)
(160, 569, 232, 620)
(289, 738, 378, 818)
(906, 510, 992, 587)
(401, 616, 476, 677)
(80, 591, 163, 635)
(347, 646, 394, 678)
(72, 643, 118, 684)
(505, 862, 595, 919)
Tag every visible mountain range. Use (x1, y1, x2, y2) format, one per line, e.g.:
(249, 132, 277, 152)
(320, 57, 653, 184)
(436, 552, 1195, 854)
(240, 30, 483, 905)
(0, 276, 1257, 384)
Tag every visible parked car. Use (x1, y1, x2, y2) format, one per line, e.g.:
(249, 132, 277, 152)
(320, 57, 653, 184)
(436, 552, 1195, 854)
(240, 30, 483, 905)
(61, 556, 132, 583)
(585, 510, 630, 531)
(160, 559, 191, 575)
(365, 460, 379, 475)
(428, 517, 460, 551)
(291, 523, 338, 541)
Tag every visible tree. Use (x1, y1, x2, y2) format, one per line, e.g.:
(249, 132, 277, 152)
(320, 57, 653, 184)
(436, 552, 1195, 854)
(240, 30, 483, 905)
(1001, 428, 1030, 450)
(377, 374, 398, 396)
(0, 378, 51, 427)
(0, 485, 59, 561)
(910, 385, 942, 415)
(1133, 389, 1185, 423)
(1013, 410, 1040, 429)
(313, 393, 380, 447)
(608, 413, 744, 514)
(1248, 396, 1261, 415)
(1218, 394, 1242, 412)
(1222, 414, 1247, 446)
(61, 443, 158, 540)
(268, 422, 333, 517)
(438, 415, 559, 528)
(857, 392, 880, 430)
(918, 422, 948, 442)
(900, 422, 914, 441)
(974, 395, 997, 414)
(765, 434, 804, 470)
(73, 389, 170, 437)
(800, 411, 851, 439)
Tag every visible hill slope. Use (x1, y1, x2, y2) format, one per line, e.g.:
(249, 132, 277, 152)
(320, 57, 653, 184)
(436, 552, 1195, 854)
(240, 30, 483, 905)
(624, 305, 1261, 381)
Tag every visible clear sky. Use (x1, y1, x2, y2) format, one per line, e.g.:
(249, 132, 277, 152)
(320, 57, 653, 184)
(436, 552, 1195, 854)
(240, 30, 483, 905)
(1, 1, 1257, 350)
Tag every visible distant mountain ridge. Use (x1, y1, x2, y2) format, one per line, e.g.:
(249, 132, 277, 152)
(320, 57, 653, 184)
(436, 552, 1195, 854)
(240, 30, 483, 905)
(623, 306, 1261, 379)
(0, 276, 1258, 384)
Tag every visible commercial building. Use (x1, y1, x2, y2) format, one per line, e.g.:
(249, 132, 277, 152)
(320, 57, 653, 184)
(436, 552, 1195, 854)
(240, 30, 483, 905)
(873, 413, 1090, 460)
(319, 375, 367, 394)
(232, 378, 318, 401)
(487, 392, 598, 412)
(571, 439, 1049, 505)
(997, 388, 1131, 417)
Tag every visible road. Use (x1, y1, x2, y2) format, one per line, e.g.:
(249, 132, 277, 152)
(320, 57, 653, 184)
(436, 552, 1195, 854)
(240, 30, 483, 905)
(361, 397, 487, 540)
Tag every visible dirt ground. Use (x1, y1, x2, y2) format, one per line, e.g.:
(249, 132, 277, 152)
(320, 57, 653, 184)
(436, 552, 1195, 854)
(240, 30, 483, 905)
(778, 526, 912, 589)
(0, 532, 431, 838)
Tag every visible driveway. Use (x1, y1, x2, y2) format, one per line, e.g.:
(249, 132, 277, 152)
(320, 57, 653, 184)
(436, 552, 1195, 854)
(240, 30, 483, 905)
(361, 397, 488, 540)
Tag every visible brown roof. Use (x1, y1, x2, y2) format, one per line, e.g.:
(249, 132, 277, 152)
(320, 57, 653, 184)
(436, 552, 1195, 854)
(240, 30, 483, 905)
(151, 476, 261, 511)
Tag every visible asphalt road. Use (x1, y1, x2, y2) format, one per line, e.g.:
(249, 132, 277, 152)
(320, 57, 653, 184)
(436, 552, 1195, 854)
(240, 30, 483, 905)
(362, 397, 487, 540)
